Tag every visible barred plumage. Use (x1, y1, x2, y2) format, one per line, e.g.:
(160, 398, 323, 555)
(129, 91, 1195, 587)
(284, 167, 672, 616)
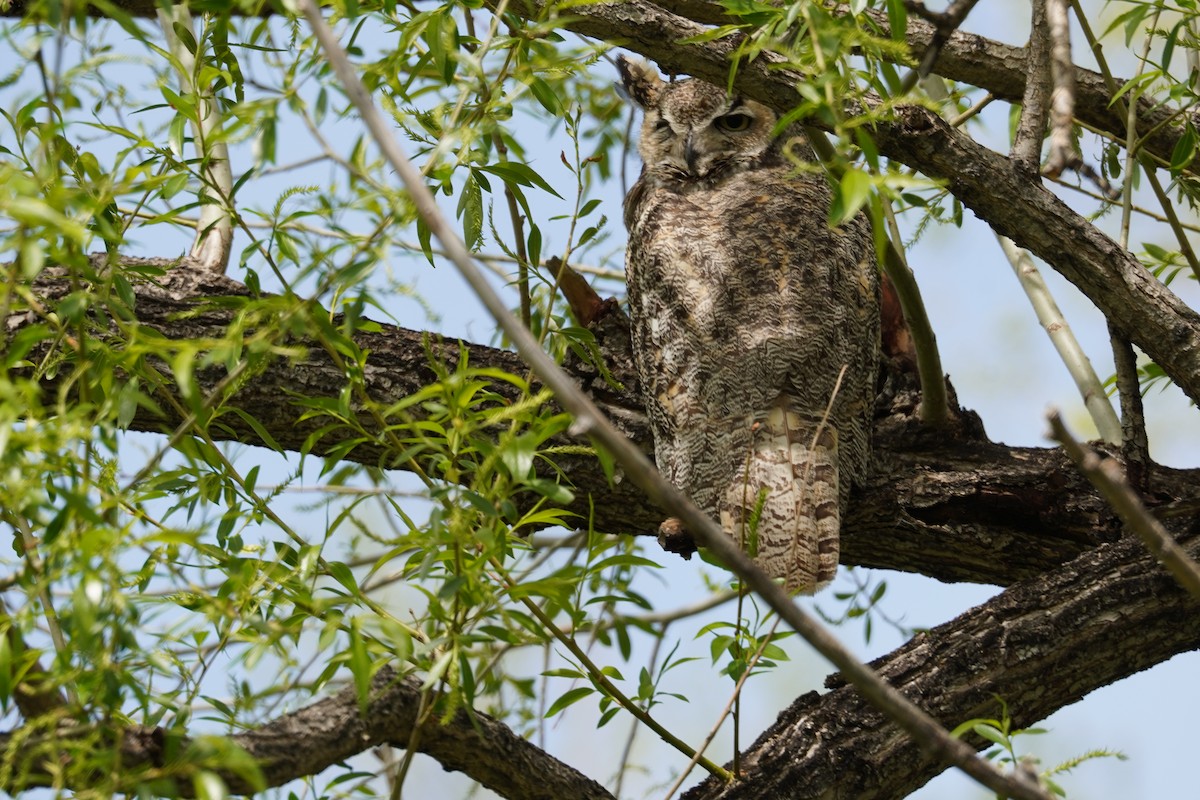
(618, 57, 880, 593)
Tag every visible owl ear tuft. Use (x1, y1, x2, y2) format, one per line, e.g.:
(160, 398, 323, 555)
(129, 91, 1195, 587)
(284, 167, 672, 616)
(616, 56, 664, 110)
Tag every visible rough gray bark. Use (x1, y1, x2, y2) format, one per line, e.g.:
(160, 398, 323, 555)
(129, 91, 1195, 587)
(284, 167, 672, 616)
(4, 524, 1193, 800)
(8, 263, 1199, 799)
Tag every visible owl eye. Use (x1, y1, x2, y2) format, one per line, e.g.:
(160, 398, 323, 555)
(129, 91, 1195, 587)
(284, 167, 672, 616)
(715, 112, 754, 133)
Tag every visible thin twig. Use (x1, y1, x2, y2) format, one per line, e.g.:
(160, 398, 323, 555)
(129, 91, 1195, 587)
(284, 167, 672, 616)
(299, 6, 1053, 798)
(996, 236, 1120, 444)
(948, 92, 995, 128)
(1108, 326, 1150, 491)
(661, 617, 783, 800)
(899, 0, 984, 92)
(507, 568, 731, 780)
(1048, 411, 1200, 600)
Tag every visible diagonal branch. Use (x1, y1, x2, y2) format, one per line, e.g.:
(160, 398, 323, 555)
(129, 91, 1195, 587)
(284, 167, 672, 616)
(301, 4, 1054, 792)
(6, 0, 1198, 177)
(6, 523, 1195, 800)
(682, 528, 1200, 799)
(1049, 412, 1200, 600)
(0, 667, 615, 800)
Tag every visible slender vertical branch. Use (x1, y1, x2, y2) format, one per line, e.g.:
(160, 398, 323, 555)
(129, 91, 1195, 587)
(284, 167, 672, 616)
(1012, 0, 1051, 172)
(997, 236, 1120, 444)
(157, 7, 234, 274)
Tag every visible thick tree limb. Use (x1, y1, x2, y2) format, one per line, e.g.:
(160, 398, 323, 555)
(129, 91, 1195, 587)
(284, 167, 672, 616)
(10, 4, 1200, 400)
(12, 266, 1197, 591)
(682, 529, 1200, 800)
(650, 0, 1198, 176)
(0, 667, 615, 800)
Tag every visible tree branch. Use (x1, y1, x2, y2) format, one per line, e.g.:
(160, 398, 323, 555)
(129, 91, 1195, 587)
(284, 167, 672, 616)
(8, 0, 1197, 176)
(1049, 412, 1200, 600)
(0, 666, 615, 800)
(1012, 0, 1052, 172)
(7, 525, 1195, 800)
(682, 528, 1200, 800)
(13, 264, 1197, 591)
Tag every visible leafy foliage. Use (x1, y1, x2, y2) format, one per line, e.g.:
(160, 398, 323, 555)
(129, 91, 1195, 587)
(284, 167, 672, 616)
(0, 0, 1197, 797)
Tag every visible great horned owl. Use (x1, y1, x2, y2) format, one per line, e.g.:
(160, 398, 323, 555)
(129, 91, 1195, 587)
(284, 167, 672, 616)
(618, 57, 881, 594)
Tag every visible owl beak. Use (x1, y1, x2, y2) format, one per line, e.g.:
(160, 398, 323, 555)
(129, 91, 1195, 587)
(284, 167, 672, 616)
(683, 132, 701, 174)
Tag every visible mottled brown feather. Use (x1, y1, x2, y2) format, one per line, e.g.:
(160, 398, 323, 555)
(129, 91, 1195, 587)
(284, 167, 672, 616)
(619, 57, 881, 593)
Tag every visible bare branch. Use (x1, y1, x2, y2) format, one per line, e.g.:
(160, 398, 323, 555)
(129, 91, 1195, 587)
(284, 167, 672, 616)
(10, 0, 1200, 179)
(0, 667, 615, 800)
(19, 262, 1195, 587)
(997, 236, 1120, 444)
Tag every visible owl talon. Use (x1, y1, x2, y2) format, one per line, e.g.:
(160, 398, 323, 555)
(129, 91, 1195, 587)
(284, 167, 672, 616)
(657, 517, 696, 559)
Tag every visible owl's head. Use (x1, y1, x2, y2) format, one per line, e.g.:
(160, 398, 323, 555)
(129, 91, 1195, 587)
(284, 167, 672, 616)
(617, 56, 778, 182)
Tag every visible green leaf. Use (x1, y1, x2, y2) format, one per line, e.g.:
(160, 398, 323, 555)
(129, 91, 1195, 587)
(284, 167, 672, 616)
(326, 561, 359, 595)
(528, 77, 563, 116)
(886, 0, 907, 40)
(477, 162, 563, 199)
(349, 622, 373, 715)
(459, 174, 484, 251)
(192, 771, 229, 800)
(544, 686, 593, 718)
(833, 168, 873, 225)
(1171, 123, 1196, 171)
(542, 667, 585, 679)
(971, 722, 1009, 746)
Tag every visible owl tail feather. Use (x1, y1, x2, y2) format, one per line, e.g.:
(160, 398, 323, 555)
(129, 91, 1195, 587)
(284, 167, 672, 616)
(719, 405, 840, 595)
